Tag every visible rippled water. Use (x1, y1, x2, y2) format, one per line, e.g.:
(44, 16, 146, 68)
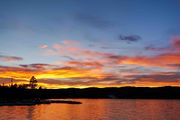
(0, 99, 180, 120)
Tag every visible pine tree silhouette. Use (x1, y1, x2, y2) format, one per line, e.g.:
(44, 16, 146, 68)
(29, 76, 38, 89)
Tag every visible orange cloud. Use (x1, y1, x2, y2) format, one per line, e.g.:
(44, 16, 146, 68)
(36, 67, 104, 79)
(0, 66, 40, 80)
(0, 65, 105, 83)
(118, 53, 180, 68)
(0, 64, 180, 88)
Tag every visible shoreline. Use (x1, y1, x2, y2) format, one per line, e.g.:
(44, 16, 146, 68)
(0, 99, 82, 106)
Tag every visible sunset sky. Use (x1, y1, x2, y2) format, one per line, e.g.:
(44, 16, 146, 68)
(0, 0, 180, 88)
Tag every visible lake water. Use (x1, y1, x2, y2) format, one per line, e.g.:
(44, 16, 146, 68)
(0, 99, 180, 120)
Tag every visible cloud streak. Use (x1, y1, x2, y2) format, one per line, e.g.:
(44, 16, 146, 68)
(19, 63, 56, 69)
(0, 55, 23, 62)
(115, 53, 180, 68)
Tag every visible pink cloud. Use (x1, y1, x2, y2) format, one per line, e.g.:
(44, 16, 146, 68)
(63, 40, 79, 45)
(41, 39, 180, 69)
(145, 36, 180, 53)
(171, 36, 180, 51)
(42, 41, 113, 59)
(39, 44, 48, 49)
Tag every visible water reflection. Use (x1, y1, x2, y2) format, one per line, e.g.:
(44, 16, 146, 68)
(0, 99, 179, 120)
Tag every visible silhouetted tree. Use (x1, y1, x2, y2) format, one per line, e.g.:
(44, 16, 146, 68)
(10, 78, 14, 86)
(39, 86, 42, 89)
(18, 84, 29, 89)
(29, 76, 38, 89)
(9, 83, 18, 89)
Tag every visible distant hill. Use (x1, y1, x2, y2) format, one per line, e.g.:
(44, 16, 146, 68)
(0, 86, 180, 99)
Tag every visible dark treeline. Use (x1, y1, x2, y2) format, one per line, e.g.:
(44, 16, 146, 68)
(0, 86, 180, 99)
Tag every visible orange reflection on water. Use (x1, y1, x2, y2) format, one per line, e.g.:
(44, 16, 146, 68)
(36, 99, 108, 120)
(0, 99, 180, 120)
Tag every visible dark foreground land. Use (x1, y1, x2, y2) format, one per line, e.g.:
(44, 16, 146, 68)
(0, 86, 180, 99)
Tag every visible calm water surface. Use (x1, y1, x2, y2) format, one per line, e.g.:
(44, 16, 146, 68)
(0, 99, 180, 120)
